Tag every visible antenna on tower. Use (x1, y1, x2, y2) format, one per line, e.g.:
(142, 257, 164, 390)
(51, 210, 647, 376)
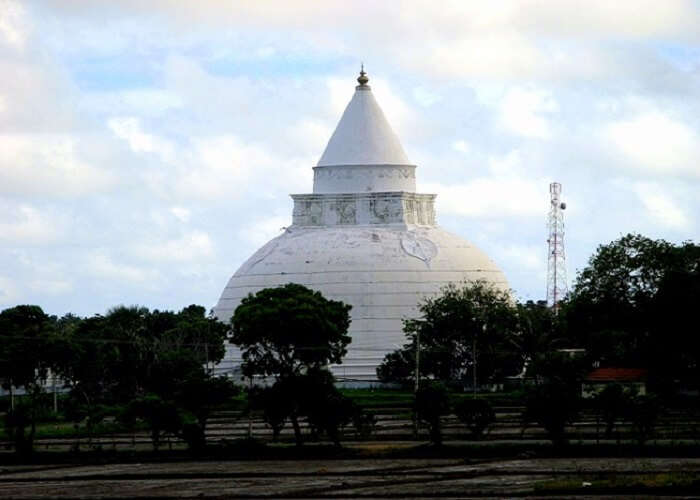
(546, 182, 568, 312)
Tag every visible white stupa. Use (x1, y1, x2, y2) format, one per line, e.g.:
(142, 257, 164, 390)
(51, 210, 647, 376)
(214, 69, 509, 381)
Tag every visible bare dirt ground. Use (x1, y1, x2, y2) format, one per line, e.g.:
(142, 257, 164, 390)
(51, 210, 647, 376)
(1, 457, 700, 498)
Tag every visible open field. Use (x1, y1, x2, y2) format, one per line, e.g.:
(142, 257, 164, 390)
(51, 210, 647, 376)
(3, 391, 700, 497)
(1, 457, 700, 498)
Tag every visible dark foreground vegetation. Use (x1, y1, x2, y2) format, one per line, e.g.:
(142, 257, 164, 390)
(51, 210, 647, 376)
(0, 232, 699, 477)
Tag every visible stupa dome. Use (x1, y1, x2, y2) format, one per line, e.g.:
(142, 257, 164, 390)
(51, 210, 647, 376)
(214, 69, 509, 381)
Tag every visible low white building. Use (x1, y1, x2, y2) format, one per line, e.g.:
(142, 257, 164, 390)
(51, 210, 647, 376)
(214, 70, 510, 382)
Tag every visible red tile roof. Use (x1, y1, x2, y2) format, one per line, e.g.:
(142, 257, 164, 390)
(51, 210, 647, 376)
(585, 368, 647, 382)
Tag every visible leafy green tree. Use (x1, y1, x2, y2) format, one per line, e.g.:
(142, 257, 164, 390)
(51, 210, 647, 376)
(51, 305, 232, 449)
(0, 305, 55, 455)
(0, 305, 53, 395)
(528, 350, 589, 388)
(378, 281, 521, 386)
(454, 398, 495, 439)
(564, 234, 700, 390)
(514, 300, 561, 367)
(3, 385, 47, 457)
(415, 381, 451, 445)
(231, 284, 352, 379)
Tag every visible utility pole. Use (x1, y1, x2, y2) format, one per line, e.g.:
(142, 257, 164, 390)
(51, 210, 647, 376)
(53, 373, 58, 413)
(472, 334, 477, 398)
(414, 331, 420, 394)
(247, 376, 253, 438)
(413, 331, 420, 437)
(205, 342, 210, 374)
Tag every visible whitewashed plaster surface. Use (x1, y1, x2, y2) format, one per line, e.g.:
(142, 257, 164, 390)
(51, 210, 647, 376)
(317, 86, 409, 167)
(214, 224, 509, 380)
(214, 75, 510, 381)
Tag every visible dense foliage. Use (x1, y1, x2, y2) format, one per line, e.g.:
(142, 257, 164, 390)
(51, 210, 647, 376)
(563, 233, 700, 391)
(0, 304, 235, 454)
(231, 283, 352, 379)
(232, 284, 359, 446)
(378, 281, 539, 387)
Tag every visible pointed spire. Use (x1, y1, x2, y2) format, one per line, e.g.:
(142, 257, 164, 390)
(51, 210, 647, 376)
(356, 64, 370, 90)
(317, 68, 409, 167)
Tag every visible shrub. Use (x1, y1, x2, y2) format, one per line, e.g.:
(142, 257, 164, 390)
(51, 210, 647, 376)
(454, 398, 495, 439)
(415, 382, 450, 445)
(628, 395, 661, 445)
(523, 382, 579, 446)
(595, 383, 628, 438)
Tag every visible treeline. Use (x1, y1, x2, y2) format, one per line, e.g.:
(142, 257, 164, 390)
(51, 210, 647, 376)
(378, 233, 700, 395)
(0, 284, 371, 456)
(0, 304, 235, 456)
(1, 232, 698, 455)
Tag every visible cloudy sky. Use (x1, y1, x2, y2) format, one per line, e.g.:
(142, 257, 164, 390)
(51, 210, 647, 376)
(1, 0, 699, 317)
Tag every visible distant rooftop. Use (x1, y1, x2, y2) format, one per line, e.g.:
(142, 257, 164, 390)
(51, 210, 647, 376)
(585, 368, 648, 382)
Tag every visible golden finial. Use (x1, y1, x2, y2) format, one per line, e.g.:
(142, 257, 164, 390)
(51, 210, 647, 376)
(357, 63, 369, 87)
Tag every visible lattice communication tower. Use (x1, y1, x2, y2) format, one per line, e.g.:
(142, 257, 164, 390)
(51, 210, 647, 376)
(546, 182, 568, 311)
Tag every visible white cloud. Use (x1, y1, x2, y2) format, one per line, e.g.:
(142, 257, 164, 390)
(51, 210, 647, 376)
(496, 244, 545, 272)
(132, 230, 214, 262)
(498, 87, 558, 139)
(0, 205, 63, 245)
(87, 254, 159, 284)
(634, 182, 691, 230)
(605, 112, 700, 176)
(0, 0, 27, 48)
(425, 177, 544, 218)
(173, 135, 271, 200)
(108, 116, 175, 162)
(413, 87, 442, 107)
(0, 134, 116, 197)
(170, 206, 191, 222)
(0, 0, 698, 317)
(452, 140, 471, 154)
(0, 275, 19, 305)
(28, 279, 73, 295)
(237, 215, 290, 248)
(255, 46, 276, 58)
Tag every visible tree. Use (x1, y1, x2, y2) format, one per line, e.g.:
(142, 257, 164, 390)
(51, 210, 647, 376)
(51, 305, 232, 449)
(414, 382, 450, 445)
(0, 305, 55, 455)
(563, 234, 700, 390)
(231, 284, 352, 379)
(454, 399, 495, 439)
(514, 300, 561, 369)
(0, 305, 53, 394)
(378, 281, 521, 387)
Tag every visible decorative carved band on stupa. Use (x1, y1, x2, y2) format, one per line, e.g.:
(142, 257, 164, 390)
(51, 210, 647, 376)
(290, 191, 436, 227)
(312, 164, 417, 194)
